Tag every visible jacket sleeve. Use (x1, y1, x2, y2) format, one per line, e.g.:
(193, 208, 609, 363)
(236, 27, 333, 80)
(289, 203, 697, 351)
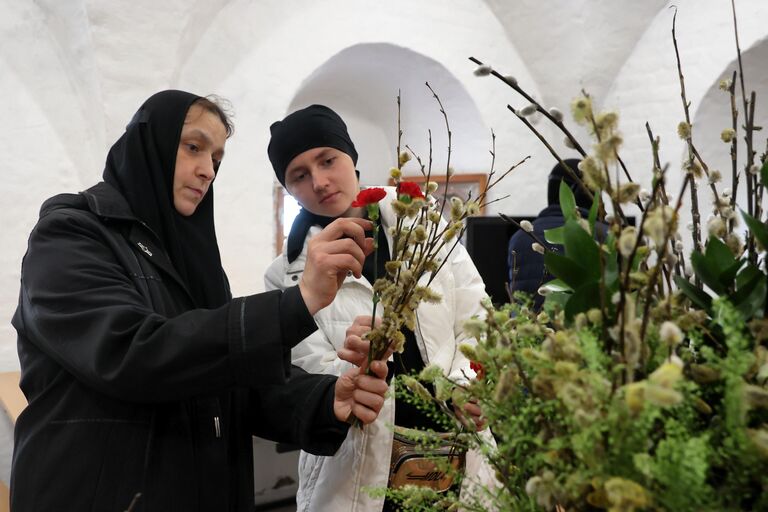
(265, 256, 355, 377)
(14, 209, 317, 403)
(446, 241, 488, 382)
(248, 365, 349, 456)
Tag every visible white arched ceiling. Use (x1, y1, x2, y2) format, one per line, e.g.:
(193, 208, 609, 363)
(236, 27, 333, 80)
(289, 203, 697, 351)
(0, 0, 104, 185)
(482, 0, 668, 110)
(692, 38, 768, 226)
(605, 0, 768, 203)
(287, 43, 491, 187)
(173, 0, 549, 295)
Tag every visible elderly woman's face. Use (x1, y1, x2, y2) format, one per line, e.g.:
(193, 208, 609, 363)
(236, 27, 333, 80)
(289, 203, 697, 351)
(173, 103, 227, 216)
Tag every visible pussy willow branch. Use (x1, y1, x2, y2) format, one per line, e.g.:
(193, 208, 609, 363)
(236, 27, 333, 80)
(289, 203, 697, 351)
(425, 82, 454, 221)
(616, 167, 667, 367)
(671, 7, 707, 256)
(646, 122, 671, 206)
(730, 0, 760, 262)
(125, 493, 142, 512)
(639, 174, 692, 347)
(469, 56, 588, 156)
(728, 71, 739, 234)
(583, 104, 631, 224)
(429, 140, 520, 285)
(486, 156, 530, 192)
(472, 56, 644, 214)
(505, 105, 595, 203)
(396, 91, 403, 170)
(498, 214, 550, 252)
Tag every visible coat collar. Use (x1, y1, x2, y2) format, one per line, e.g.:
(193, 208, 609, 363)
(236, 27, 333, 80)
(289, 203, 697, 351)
(79, 182, 195, 303)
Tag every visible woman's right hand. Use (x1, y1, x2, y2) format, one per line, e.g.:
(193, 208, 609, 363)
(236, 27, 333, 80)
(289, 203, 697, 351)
(299, 218, 373, 315)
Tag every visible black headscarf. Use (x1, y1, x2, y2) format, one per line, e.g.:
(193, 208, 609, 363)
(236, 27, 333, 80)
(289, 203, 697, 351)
(267, 104, 358, 187)
(103, 90, 229, 309)
(269, 104, 361, 261)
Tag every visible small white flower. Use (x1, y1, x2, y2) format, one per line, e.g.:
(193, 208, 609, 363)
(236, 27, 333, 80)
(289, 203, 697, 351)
(639, 189, 650, 202)
(473, 65, 492, 77)
(684, 265, 693, 278)
(722, 188, 732, 197)
(674, 240, 684, 253)
(665, 252, 678, 267)
(519, 104, 538, 117)
(749, 164, 760, 175)
(520, 220, 534, 233)
(707, 216, 726, 238)
(659, 321, 684, 347)
(525, 476, 541, 496)
(504, 75, 518, 86)
(611, 292, 621, 305)
(531, 242, 545, 254)
(548, 107, 564, 122)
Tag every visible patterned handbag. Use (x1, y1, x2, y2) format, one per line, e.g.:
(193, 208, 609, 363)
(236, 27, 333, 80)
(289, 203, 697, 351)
(388, 427, 467, 492)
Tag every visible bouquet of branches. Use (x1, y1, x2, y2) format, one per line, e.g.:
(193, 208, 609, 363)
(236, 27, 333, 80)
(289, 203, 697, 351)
(388, 3, 768, 511)
(356, 87, 524, 371)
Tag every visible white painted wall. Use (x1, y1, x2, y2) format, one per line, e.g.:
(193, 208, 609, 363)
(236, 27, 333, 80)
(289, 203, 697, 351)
(1, 0, 767, 488)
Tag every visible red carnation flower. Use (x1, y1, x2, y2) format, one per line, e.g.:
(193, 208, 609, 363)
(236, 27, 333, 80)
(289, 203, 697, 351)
(351, 187, 387, 207)
(397, 181, 425, 199)
(470, 360, 485, 380)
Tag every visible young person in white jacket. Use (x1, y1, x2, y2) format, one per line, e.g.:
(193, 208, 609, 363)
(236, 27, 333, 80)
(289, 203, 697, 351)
(265, 105, 497, 511)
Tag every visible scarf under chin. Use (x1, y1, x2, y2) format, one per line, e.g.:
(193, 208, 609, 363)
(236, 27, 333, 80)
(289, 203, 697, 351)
(286, 208, 338, 263)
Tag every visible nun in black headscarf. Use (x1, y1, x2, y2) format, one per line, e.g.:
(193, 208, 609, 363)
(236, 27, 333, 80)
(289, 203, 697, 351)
(11, 90, 386, 511)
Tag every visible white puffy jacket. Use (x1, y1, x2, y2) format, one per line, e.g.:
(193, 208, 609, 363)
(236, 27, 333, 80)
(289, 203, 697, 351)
(264, 187, 497, 511)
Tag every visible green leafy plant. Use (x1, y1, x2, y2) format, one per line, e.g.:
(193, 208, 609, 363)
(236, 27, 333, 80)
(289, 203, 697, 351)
(389, 3, 768, 510)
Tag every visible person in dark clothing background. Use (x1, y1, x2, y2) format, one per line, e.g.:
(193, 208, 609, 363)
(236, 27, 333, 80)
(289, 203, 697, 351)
(507, 158, 601, 309)
(11, 90, 389, 511)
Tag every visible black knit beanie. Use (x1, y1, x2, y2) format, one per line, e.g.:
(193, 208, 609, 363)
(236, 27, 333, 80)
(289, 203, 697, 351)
(547, 158, 592, 209)
(268, 104, 358, 186)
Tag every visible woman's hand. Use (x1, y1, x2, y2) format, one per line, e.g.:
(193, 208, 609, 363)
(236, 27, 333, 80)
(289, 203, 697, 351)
(337, 315, 387, 370)
(454, 399, 486, 431)
(333, 359, 389, 424)
(299, 218, 373, 315)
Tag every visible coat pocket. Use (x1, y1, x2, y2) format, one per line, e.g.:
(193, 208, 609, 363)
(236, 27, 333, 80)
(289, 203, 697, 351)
(42, 418, 150, 512)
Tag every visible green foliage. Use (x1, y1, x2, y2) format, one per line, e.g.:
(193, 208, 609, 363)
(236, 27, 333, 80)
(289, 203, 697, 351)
(392, 10, 768, 511)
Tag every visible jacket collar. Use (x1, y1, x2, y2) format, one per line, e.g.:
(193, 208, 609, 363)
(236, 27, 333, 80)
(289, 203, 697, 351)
(80, 182, 138, 222)
(80, 182, 195, 304)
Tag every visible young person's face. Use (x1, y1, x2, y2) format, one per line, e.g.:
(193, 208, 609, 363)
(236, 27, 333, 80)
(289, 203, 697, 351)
(173, 103, 227, 216)
(284, 147, 361, 218)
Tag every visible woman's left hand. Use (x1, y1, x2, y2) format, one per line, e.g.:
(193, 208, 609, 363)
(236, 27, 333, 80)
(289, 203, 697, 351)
(338, 315, 391, 371)
(454, 399, 486, 431)
(333, 359, 389, 424)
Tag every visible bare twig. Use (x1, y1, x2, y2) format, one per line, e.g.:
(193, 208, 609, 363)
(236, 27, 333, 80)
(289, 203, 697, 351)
(671, 7, 705, 256)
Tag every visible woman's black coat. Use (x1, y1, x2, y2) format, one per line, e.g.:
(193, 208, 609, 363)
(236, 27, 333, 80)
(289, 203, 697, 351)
(11, 182, 347, 511)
